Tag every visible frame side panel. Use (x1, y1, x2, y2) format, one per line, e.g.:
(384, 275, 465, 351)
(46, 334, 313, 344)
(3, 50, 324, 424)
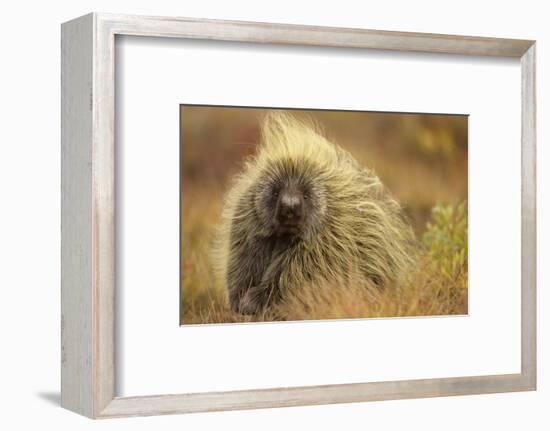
(99, 13, 533, 58)
(520, 44, 537, 388)
(61, 13, 95, 418)
(93, 14, 116, 416)
(100, 374, 528, 418)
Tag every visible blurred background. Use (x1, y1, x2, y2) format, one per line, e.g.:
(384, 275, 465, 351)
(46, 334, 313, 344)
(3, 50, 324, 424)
(181, 106, 467, 233)
(180, 106, 468, 323)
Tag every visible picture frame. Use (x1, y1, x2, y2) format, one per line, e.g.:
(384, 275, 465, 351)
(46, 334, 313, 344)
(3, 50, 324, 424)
(61, 12, 536, 419)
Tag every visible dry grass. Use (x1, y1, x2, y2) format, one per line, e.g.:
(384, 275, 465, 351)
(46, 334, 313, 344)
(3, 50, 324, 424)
(181, 191, 468, 324)
(180, 107, 468, 325)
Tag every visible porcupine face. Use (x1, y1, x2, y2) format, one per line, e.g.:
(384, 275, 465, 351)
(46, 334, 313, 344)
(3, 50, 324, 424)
(253, 158, 327, 240)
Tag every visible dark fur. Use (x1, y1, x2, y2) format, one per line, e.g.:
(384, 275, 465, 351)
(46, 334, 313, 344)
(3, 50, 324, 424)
(227, 160, 322, 314)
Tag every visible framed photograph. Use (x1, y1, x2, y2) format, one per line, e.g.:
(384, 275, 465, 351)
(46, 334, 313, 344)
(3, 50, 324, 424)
(179, 105, 469, 323)
(61, 13, 536, 418)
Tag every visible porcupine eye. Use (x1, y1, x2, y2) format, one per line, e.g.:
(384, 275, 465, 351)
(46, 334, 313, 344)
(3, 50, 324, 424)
(302, 183, 312, 201)
(270, 186, 279, 201)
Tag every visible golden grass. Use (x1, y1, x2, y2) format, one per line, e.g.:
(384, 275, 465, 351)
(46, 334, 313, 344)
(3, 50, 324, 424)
(181, 184, 468, 325)
(181, 249, 467, 325)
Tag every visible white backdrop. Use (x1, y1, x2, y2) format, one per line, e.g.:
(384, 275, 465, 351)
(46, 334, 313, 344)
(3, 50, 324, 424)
(0, 1, 548, 430)
(118, 36, 521, 396)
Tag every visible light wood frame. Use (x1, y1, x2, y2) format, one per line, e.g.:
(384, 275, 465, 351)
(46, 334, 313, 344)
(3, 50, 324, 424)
(61, 12, 537, 419)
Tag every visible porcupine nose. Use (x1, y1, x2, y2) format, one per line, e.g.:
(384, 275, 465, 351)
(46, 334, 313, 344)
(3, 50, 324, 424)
(278, 191, 303, 225)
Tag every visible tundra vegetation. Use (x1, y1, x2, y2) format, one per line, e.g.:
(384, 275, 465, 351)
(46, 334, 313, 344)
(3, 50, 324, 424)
(180, 107, 468, 324)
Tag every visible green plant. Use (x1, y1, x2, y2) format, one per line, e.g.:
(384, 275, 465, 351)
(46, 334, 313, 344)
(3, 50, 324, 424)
(422, 202, 468, 288)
